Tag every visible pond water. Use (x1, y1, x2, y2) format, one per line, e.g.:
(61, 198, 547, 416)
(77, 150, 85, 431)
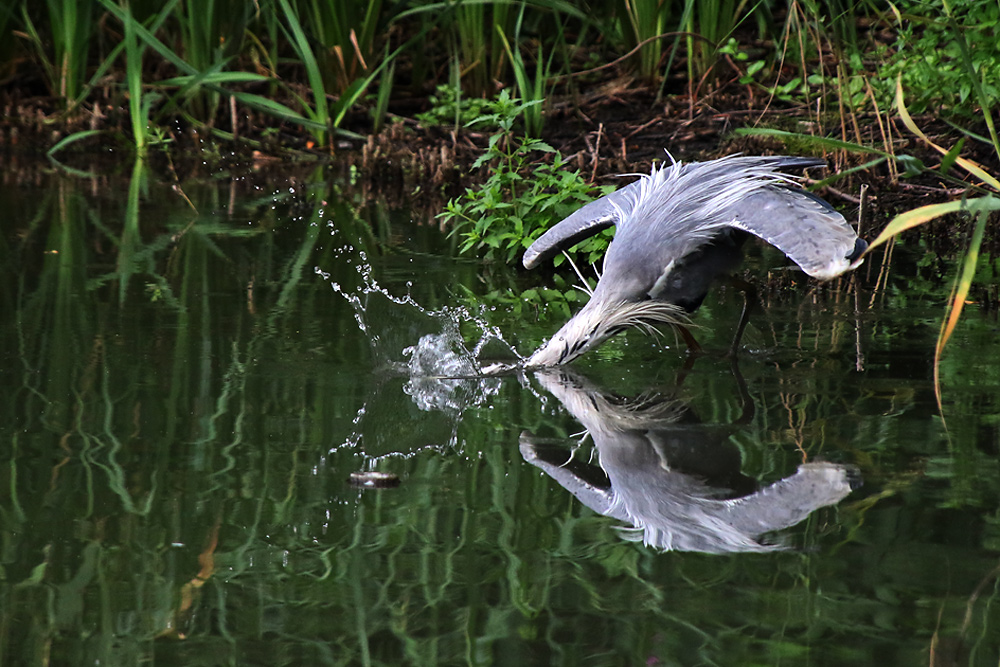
(2, 162, 1000, 666)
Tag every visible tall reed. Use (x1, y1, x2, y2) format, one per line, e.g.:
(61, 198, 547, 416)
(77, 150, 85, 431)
(19, 0, 93, 103)
(686, 0, 748, 85)
(172, 0, 253, 122)
(450, 0, 514, 97)
(302, 0, 384, 95)
(277, 0, 332, 146)
(624, 0, 672, 81)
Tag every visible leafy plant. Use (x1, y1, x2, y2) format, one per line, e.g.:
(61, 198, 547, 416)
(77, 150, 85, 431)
(416, 84, 495, 128)
(870, 0, 1000, 118)
(460, 272, 589, 323)
(439, 90, 613, 264)
(716, 37, 825, 104)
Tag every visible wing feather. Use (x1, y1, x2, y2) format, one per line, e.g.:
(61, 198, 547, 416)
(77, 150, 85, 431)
(522, 181, 641, 269)
(523, 156, 863, 279)
(728, 186, 866, 280)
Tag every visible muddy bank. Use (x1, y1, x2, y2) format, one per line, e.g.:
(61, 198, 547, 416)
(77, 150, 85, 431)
(3, 79, 996, 255)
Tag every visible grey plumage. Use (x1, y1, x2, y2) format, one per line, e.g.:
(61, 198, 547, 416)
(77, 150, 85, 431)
(524, 154, 866, 367)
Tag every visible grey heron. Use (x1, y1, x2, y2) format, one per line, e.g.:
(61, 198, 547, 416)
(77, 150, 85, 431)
(522, 154, 867, 367)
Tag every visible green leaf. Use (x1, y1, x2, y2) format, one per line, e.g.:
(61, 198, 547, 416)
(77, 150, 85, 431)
(48, 130, 105, 156)
(939, 137, 966, 175)
(157, 72, 270, 86)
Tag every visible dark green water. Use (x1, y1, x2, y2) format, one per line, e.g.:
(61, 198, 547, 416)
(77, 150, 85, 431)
(2, 163, 1000, 666)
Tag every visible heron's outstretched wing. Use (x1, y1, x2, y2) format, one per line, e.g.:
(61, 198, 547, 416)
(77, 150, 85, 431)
(522, 181, 641, 269)
(523, 156, 829, 271)
(728, 185, 866, 280)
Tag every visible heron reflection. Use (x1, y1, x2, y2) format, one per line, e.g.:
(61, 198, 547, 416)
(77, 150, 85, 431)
(521, 368, 859, 554)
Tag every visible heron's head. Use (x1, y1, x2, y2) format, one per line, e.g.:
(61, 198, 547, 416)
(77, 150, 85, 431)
(525, 297, 687, 367)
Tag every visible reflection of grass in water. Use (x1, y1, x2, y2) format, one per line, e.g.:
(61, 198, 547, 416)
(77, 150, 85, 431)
(1, 164, 383, 660)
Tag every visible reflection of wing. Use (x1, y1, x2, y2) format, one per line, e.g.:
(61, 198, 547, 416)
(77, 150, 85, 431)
(722, 462, 861, 536)
(519, 433, 621, 520)
(728, 186, 867, 280)
(521, 181, 640, 269)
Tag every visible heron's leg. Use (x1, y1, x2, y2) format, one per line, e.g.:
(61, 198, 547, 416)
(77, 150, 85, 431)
(730, 354, 755, 424)
(727, 277, 758, 356)
(672, 348, 700, 387)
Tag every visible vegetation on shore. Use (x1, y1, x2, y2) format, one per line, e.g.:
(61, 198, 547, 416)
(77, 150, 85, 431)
(0, 0, 993, 158)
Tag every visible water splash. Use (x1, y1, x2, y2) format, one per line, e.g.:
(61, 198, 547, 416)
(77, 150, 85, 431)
(403, 332, 498, 414)
(316, 255, 522, 415)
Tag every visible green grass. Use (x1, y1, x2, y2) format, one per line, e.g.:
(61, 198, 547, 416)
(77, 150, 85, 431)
(3, 0, 999, 189)
(302, 0, 384, 95)
(624, 0, 674, 81)
(19, 0, 93, 102)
